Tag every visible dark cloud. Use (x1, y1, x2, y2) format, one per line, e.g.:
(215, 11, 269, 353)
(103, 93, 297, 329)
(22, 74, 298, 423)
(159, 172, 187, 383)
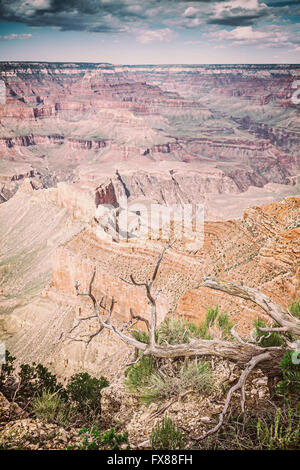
(209, 14, 267, 26)
(43, 0, 145, 17)
(0, 0, 148, 32)
(265, 1, 300, 6)
(0, 0, 296, 34)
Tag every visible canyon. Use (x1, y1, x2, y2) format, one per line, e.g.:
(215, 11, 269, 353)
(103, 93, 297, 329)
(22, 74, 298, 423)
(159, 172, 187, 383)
(0, 63, 299, 217)
(0, 63, 299, 378)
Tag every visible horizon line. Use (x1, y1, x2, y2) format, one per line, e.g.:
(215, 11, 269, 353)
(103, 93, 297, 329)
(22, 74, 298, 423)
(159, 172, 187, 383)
(0, 61, 300, 66)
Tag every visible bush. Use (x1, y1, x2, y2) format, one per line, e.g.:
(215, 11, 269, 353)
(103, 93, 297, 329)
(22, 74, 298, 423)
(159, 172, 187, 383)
(195, 402, 300, 450)
(1, 355, 110, 426)
(151, 416, 185, 450)
(205, 306, 219, 327)
(126, 317, 216, 404)
(257, 406, 300, 450)
(199, 306, 233, 340)
(131, 317, 198, 347)
(70, 426, 129, 450)
(131, 312, 232, 346)
(101, 428, 129, 450)
(253, 318, 284, 347)
(18, 363, 65, 401)
(217, 312, 234, 340)
(0, 350, 15, 389)
(131, 330, 150, 344)
(66, 372, 109, 416)
(180, 360, 215, 395)
(278, 351, 300, 398)
(130, 359, 214, 405)
(157, 317, 198, 345)
(125, 356, 154, 393)
(32, 391, 72, 426)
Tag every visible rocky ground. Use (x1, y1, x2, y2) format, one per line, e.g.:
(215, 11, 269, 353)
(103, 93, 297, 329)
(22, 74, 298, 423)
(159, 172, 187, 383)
(0, 357, 271, 450)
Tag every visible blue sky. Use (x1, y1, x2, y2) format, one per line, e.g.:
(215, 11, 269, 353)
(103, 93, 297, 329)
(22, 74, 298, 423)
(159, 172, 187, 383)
(0, 1, 299, 63)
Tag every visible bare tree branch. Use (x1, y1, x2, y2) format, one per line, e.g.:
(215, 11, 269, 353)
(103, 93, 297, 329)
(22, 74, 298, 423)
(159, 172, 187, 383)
(257, 326, 288, 333)
(253, 331, 272, 345)
(201, 278, 300, 336)
(130, 308, 150, 332)
(189, 351, 271, 446)
(68, 315, 98, 335)
(124, 244, 172, 347)
(231, 322, 246, 345)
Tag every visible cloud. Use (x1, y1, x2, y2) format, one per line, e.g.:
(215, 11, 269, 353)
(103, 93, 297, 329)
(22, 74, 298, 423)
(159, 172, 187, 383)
(183, 7, 200, 18)
(0, 0, 148, 32)
(0, 0, 297, 36)
(208, 0, 272, 26)
(266, 0, 300, 6)
(136, 28, 177, 44)
(210, 25, 271, 42)
(0, 33, 33, 40)
(165, 0, 287, 30)
(206, 24, 300, 48)
(208, 13, 266, 25)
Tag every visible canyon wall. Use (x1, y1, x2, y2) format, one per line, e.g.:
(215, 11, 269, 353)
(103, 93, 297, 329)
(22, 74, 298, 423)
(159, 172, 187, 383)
(0, 62, 299, 378)
(1, 184, 299, 377)
(0, 62, 299, 220)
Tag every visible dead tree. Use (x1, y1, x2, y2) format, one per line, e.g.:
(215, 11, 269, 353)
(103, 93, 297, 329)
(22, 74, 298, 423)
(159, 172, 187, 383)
(70, 245, 300, 440)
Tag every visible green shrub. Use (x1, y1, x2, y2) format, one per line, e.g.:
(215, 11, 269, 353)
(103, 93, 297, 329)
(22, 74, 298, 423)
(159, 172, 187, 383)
(66, 372, 109, 416)
(253, 318, 284, 347)
(217, 312, 234, 340)
(257, 406, 300, 450)
(157, 317, 198, 345)
(195, 403, 300, 450)
(151, 416, 185, 450)
(126, 317, 216, 404)
(198, 322, 213, 340)
(0, 350, 15, 388)
(180, 360, 215, 395)
(137, 360, 214, 405)
(125, 356, 154, 393)
(205, 306, 219, 327)
(70, 426, 129, 450)
(131, 330, 150, 344)
(278, 351, 300, 397)
(18, 363, 65, 401)
(289, 301, 300, 319)
(101, 428, 129, 450)
(199, 307, 233, 340)
(32, 391, 72, 426)
(1, 355, 109, 426)
(132, 317, 198, 347)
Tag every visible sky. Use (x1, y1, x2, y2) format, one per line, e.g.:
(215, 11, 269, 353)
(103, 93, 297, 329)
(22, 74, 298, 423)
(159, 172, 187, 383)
(0, 0, 299, 64)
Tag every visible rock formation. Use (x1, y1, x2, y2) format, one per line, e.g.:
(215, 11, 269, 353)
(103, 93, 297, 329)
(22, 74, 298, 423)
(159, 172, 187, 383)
(0, 62, 299, 221)
(0, 62, 299, 379)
